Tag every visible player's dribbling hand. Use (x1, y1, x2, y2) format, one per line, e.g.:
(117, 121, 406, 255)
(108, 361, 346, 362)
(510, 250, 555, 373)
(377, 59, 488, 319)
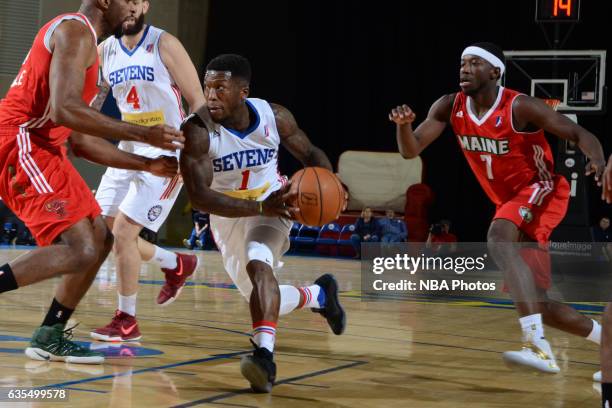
(147, 125, 186, 151)
(601, 155, 612, 203)
(334, 174, 349, 212)
(341, 186, 349, 211)
(389, 105, 416, 125)
(147, 156, 178, 178)
(262, 182, 299, 220)
(585, 158, 606, 186)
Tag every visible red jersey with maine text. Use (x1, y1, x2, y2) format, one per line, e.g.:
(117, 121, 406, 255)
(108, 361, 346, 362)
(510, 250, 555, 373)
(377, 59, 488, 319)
(450, 87, 558, 206)
(0, 13, 99, 146)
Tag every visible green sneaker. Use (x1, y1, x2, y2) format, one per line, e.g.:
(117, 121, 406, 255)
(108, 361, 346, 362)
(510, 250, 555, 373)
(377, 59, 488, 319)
(25, 324, 104, 364)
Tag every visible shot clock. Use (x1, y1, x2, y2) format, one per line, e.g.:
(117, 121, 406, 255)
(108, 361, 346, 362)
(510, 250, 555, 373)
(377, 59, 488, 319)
(536, 0, 581, 22)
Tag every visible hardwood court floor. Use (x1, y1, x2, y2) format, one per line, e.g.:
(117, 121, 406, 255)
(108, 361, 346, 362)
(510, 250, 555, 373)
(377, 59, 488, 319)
(0, 248, 603, 407)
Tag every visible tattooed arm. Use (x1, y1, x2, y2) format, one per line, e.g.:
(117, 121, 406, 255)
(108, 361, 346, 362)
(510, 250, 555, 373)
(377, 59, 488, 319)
(271, 103, 333, 171)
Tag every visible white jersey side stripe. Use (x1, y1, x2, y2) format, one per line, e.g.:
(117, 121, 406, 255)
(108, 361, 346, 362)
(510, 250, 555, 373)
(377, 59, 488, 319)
(528, 180, 554, 206)
(17, 128, 45, 194)
(17, 128, 54, 194)
(170, 85, 185, 120)
(532, 145, 552, 182)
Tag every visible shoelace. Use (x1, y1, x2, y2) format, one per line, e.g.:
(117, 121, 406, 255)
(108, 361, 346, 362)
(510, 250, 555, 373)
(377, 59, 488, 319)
(62, 323, 78, 341)
(57, 324, 88, 353)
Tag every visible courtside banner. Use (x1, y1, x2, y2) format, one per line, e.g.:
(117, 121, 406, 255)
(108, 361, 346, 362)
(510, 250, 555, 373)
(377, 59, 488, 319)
(360, 242, 612, 302)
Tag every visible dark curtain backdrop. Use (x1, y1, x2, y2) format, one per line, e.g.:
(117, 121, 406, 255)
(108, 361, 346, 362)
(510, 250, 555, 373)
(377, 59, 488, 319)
(204, 0, 611, 241)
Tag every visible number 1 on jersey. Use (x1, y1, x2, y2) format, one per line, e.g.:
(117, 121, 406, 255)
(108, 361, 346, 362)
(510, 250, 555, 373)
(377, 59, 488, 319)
(239, 170, 251, 190)
(127, 86, 141, 109)
(480, 154, 494, 180)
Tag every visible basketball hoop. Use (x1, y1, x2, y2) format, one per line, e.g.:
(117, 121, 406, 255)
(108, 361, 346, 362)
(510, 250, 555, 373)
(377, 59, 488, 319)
(542, 98, 561, 111)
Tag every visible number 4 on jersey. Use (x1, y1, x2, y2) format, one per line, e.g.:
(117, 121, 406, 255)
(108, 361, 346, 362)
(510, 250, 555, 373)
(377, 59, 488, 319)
(127, 86, 141, 109)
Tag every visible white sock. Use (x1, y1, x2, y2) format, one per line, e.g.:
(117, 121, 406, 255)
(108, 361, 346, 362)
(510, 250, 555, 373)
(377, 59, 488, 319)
(153, 246, 177, 269)
(519, 313, 544, 341)
(253, 321, 276, 352)
(298, 284, 323, 308)
(587, 319, 602, 345)
(279, 285, 301, 315)
(118, 293, 137, 317)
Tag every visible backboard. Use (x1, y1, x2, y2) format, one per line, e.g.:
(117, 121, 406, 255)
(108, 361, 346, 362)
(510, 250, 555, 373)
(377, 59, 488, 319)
(503, 50, 606, 113)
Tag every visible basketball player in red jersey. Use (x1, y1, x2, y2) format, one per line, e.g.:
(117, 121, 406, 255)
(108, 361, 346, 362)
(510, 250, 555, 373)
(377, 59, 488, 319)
(0, 0, 184, 364)
(599, 156, 612, 405)
(390, 42, 606, 373)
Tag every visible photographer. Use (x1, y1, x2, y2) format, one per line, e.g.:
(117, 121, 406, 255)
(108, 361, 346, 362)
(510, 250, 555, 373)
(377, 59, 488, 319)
(426, 219, 457, 255)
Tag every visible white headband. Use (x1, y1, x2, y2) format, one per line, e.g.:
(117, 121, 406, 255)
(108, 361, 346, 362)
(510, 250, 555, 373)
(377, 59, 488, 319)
(204, 70, 232, 81)
(462, 46, 505, 76)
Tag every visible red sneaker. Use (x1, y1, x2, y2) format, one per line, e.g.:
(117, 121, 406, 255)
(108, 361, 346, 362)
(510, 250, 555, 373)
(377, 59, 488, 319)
(90, 310, 142, 342)
(157, 253, 199, 306)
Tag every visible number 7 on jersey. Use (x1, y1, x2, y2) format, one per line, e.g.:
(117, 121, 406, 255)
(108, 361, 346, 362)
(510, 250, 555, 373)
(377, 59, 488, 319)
(480, 154, 494, 180)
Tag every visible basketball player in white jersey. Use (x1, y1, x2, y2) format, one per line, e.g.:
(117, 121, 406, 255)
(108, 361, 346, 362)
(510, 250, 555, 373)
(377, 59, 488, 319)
(90, 0, 205, 342)
(179, 54, 347, 393)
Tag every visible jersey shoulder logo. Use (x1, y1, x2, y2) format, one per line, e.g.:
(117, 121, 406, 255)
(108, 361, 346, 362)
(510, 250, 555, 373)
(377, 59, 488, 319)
(456, 110, 464, 118)
(495, 115, 503, 127)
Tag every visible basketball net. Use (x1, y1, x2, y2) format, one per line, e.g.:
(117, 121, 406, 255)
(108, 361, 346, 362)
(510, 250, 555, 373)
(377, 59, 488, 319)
(542, 98, 561, 111)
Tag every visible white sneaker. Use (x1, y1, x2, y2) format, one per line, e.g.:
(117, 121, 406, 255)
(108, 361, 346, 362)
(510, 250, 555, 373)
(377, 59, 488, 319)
(594, 370, 602, 382)
(502, 337, 560, 374)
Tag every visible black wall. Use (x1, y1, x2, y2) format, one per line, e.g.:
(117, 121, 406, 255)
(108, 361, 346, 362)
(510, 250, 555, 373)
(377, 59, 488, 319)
(204, 0, 612, 241)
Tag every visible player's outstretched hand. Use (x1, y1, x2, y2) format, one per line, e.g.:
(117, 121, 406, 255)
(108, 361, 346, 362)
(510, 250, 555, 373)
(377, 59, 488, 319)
(146, 125, 185, 151)
(336, 176, 349, 212)
(601, 155, 612, 203)
(262, 182, 299, 220)
(147, 156, 178, 178)
(585, 157, 606, 186)
(389, 105, 416, 125)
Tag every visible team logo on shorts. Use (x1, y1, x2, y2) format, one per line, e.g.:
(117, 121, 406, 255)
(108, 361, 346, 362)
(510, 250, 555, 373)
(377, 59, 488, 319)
(148, 205, 163, 222)
(519, 206, 533, 223)
(44, 199, 68, 219)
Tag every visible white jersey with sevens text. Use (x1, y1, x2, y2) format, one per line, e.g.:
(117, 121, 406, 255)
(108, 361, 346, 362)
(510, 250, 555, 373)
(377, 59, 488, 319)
(209, 98, 285, 201)
(95, 25, 183, 231)
(100, 25, 184, 158)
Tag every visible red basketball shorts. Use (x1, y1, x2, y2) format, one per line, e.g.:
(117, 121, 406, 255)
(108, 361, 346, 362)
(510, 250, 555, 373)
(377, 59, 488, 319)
(495, 175, 569, 290)
(0, 126, 101, 246)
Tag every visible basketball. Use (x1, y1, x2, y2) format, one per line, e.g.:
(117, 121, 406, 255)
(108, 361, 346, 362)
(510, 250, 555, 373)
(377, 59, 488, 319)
(290, 167, 346, 227)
